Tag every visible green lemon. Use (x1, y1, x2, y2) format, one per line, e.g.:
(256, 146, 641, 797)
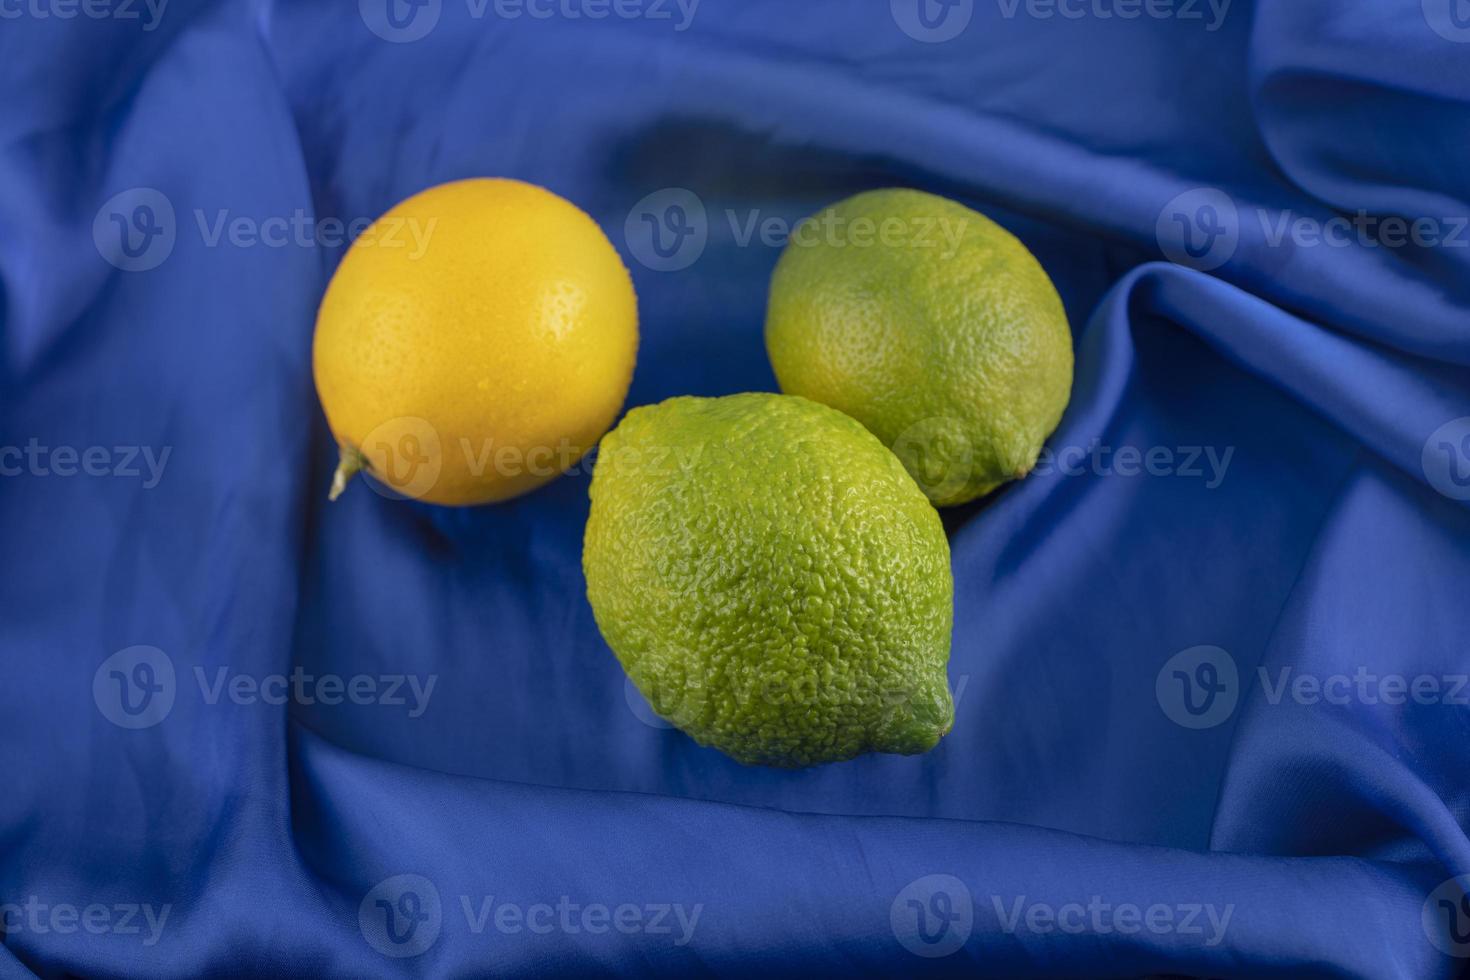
(583, 393, 954, 768)
(765, 188, 1074, 507)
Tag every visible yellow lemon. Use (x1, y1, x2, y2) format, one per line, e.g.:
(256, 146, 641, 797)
(313, 178, 638, 506)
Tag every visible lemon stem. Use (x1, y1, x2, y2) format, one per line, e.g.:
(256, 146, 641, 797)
(328, 445, 366, 502)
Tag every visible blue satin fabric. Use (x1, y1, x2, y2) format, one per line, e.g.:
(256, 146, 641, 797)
(2, 0, 1469, 976)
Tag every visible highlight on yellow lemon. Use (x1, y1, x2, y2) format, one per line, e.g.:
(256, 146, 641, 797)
(312, 178, 639, 506)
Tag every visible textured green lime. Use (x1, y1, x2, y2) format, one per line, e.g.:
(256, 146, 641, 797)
(765, 188, 1073, 507)
(583, 393, 954, 768)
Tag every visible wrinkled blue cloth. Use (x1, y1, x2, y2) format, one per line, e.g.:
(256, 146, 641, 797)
(2, 0, 1470, 976)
